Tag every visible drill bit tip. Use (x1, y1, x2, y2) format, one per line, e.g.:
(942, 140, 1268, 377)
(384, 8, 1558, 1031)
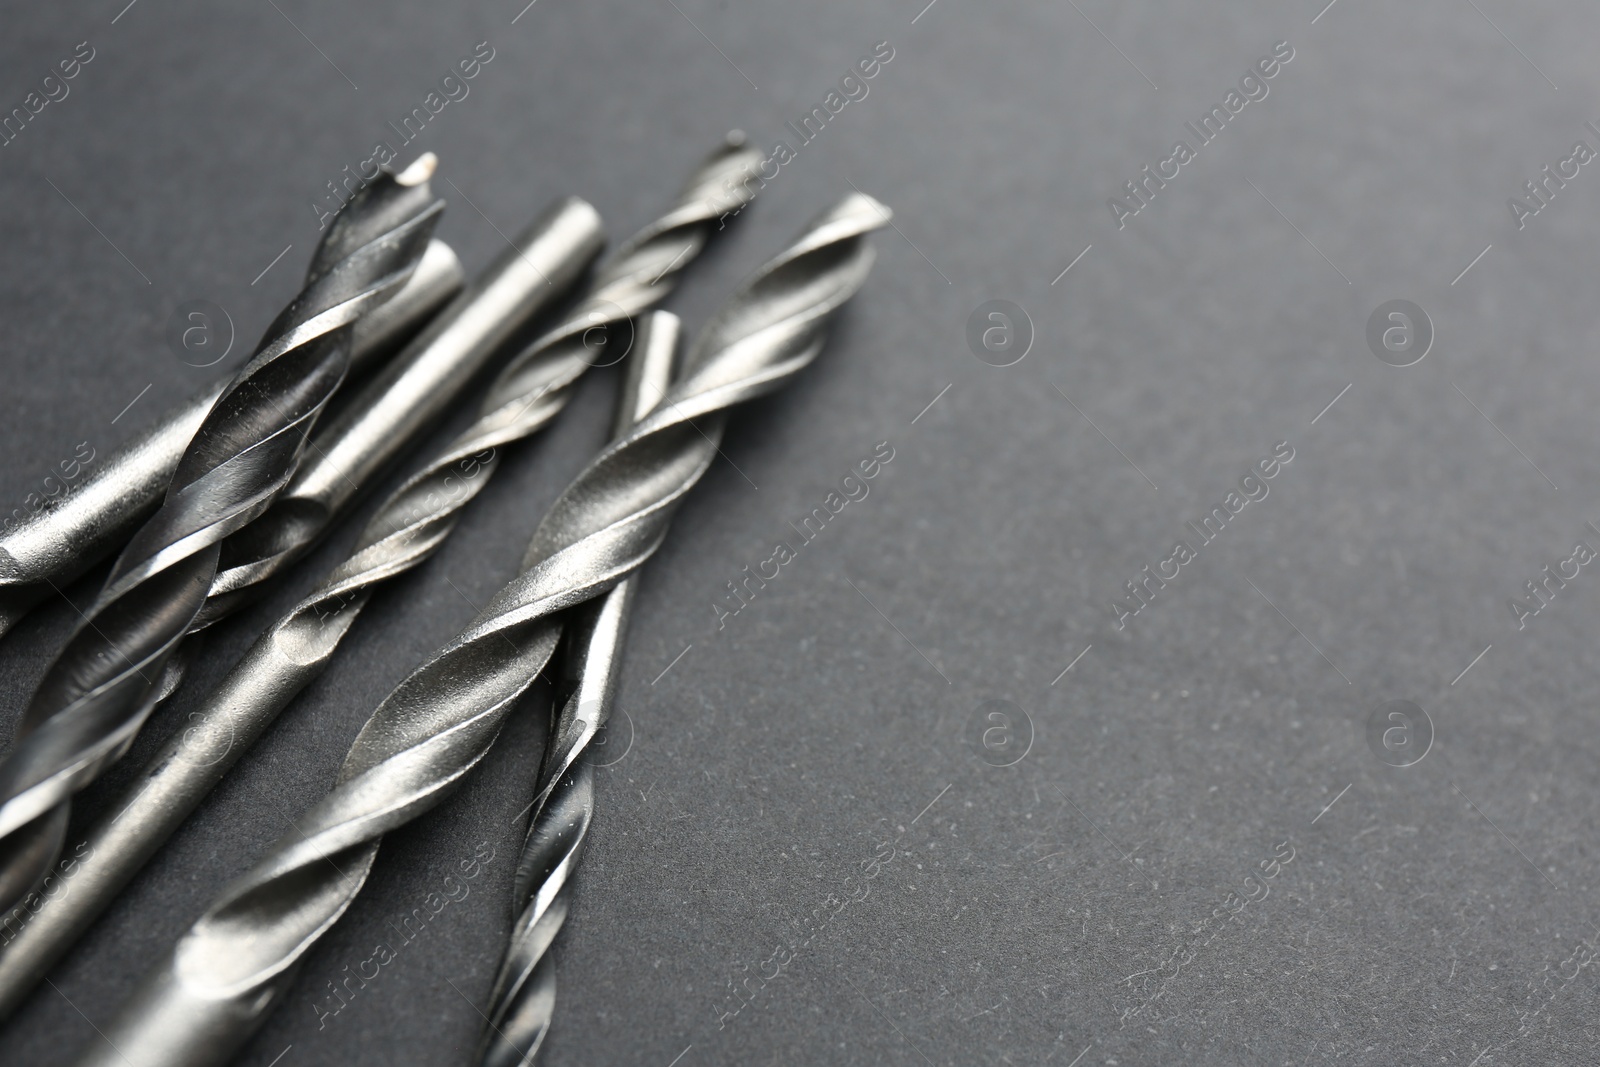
(396, 152, 439, 185)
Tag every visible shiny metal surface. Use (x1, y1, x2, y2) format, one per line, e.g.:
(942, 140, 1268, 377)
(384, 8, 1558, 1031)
(0, 138, 758, 1019)
(74, 192, 889, 1067)
(0, 238, 464, 641)
(345, 238, 465, 372)
(0, 161, 448, 917)
(477, 312, 677, 1067)
(200, 195, 608, 626)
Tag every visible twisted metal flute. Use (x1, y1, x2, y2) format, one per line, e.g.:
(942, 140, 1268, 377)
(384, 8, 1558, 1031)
(193, 194, 607, 632)
(0, 136, 760, 1016)
(478, 311, 677, 1067)
(0, 192, 601, 876)
(78, 191, 889, 1067)
(0, 197, 601, 1018)
(0, 159, 446, 915)
(0, 238, 465, 641)
(211, 131, 763, 627)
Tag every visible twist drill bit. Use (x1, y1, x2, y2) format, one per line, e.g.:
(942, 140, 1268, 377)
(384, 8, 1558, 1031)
(166, 199, 604, 676)
(0, 201, 601, 925)
(0, 239, 464, 642)
(477, 313, 677, 1067)
(77, 192, 889, 1067)
(0, 159, 447, 916)
(0, 138, 760, 1017)
(199, 132, 762, 627)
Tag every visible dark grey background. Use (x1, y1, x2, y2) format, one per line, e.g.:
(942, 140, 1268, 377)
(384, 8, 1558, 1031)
(2, 0, 1599, 1063)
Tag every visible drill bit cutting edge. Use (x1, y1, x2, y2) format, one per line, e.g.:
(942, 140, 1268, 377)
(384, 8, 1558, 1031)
(0, 238, 465, 642)
(0, 136, 760, 1018)
(0, 158, 448, 917)
(74, 191, 889, 1067)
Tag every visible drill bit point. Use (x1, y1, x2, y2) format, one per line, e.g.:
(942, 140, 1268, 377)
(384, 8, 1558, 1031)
(396, 152, 439, 186)
(843, 190, 892, 223)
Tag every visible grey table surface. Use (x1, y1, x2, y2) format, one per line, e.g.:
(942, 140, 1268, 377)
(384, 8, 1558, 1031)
(2, 1, 1599, 1064)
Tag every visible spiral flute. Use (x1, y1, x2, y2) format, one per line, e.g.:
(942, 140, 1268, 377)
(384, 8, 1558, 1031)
(0, 160, 446, 916)
(200, 133, 762, 628)
(0, 238, 464, 642)
(0, 137, 759, 1017)
(206, 133, 763, 630)
(78, 191, 889, 1067)
(478, 311, 676, 1067)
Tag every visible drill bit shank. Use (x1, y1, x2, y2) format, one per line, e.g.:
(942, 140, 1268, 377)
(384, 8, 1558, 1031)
(200, 195, 608, 626)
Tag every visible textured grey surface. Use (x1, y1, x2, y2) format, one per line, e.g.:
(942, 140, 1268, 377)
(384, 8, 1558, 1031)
(1, 1, 1598, 1064)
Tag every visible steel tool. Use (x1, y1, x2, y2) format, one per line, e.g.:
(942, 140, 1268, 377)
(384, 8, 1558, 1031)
(477, 312, 675, 1067)
(0, 239, 464, 641)
(0, 186, 607, 918)
(0, 137, 759, 1017)
(198, 194, 606, 627)
(75, 191, 889, 1067)
(0, 157, 448, 915)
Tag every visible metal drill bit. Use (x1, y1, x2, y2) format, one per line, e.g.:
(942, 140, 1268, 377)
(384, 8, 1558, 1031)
(0, 196, 602, 960)
(477, 313, 677, 1067)
(0, 138, 759, 1017)
(76, 192, 889, 1067)
(0, 238, 465, 642)
(0, 159, 448, 916)
(200, 133, 761, 627)
(167, 200, 605, 674)
(0, 194, 602, 912)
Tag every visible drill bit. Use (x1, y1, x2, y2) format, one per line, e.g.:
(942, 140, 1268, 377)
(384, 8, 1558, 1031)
(76, 192, 889, 1067)
(0, 238, 464, 642)
(192, 202, 600, 627)
(0, 137, 760, 1017)
(172, 199, 605, 665)
(199, 133, 760, 627)
(0, 159, 448, 916)
(476, 313, 677, 1067)
(0, 195, 602, 991)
